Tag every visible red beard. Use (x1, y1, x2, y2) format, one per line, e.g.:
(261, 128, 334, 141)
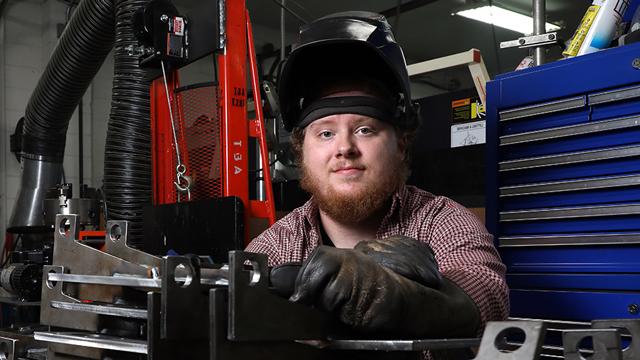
(300, 160, 407, 223)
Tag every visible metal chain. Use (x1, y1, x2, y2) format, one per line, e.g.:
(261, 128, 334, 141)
(160, 60, 191, 201)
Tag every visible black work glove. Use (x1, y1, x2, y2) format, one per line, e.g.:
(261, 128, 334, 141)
(290, 244, 480, 338)
(354, 235, 442, 289)
(269, 262, 302, 298)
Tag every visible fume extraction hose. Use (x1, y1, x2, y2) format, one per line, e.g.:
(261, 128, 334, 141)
(103, 0, 154, 246)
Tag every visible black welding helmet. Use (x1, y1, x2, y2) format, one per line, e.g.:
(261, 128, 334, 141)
(278, 11, 419, 132)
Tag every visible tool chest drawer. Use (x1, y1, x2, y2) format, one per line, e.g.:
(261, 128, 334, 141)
(486, 42, 640, 321)
(509, 290, 640, 321)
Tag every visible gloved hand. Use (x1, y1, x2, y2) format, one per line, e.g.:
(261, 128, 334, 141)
(354, 235, 442, 289)
(269, 262, 302, 298)
(290, 244, 480, 338)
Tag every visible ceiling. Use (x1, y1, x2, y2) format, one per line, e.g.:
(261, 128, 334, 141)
(245, 0, 593, 94)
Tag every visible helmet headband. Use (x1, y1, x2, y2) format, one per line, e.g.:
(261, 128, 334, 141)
(298, 96, 397, 129)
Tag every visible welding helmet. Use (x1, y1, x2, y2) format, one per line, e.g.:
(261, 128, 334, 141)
(278, 11, 419, 132)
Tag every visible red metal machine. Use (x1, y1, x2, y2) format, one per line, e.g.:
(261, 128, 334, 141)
(149, 1, 276, 246)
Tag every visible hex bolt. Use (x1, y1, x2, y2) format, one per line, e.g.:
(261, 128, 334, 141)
(548, 34, 556, 40)
(629, 303, 639, 315)
(632, 58, 640, 70)
(160, 14, 169, 22)
(519, 38, 526, 45)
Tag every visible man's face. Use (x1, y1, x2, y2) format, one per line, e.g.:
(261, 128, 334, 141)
(299, 104, 407, 223)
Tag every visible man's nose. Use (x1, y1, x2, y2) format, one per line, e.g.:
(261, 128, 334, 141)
(336, 133, 358, 158)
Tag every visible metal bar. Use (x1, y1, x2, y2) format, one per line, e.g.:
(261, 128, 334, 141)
(500, 174, 640, 197)
(78, 100, 83, 187)
(247, 12, 277, 226)
(499, 145, 640, 172)
(47, 272, 228, 288)
(150, 74, 181, 205)
(589, 84, 640, 105)
(500, 203, 640, 222)
(499, 96, 585, 121)
(50, 300, 148, 319)
(315, 338, 480, 351)
(48, 273, 160, 288)
(219, 1, 250, 243)
(533, 0, 546, 65)
(408, 49, 479, 76)
(500, 114, 640, 146)
(468, 56, 490, 107)
(508, 317, 590, 329)
(33, 332, 148, 354)
(501, 33, 558, 49)
(499, 233, 640, 247)
(407, 48, 489, 107)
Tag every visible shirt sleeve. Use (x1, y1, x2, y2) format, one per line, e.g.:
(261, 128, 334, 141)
(245, 225, 286, 267)
(426, 200, 510, 328)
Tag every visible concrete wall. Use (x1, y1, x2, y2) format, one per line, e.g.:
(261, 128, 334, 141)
(1, 0, 96, 237)
(2, 0, 51, 237)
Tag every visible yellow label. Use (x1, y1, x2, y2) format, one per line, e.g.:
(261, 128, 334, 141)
(471, 101, 486, 119)
(563, 5, 601, 57)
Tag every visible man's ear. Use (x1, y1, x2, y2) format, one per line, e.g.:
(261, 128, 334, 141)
(396, 132, 408, 160)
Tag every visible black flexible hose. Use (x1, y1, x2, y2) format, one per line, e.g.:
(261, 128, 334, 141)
(103, 0, 154, 246)
(22, 0, 114, 162)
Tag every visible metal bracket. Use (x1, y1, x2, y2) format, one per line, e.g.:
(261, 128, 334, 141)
(407, 48, 490, 107)
(474, 320, 547, 360)
(0, 336, 17, 360)
(53, 214, 149, 277)
(500, 32, 560, 49)
(160, 256, 208, 340)
(103, 220, 162, 271)
(40, 265, 99, 331)
(563, 329, 622, 360)
(228, 251, 340, 341)
(592, 319, 640, 360)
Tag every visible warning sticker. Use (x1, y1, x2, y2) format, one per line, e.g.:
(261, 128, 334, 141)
(452, 97, 485, 122)
(173, 17, 185, 36)
(451, 120, 486, 148)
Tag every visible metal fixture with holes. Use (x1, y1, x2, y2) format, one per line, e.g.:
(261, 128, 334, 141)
(563, 329, 622, 360)
(499, 0, 560, 65)
(38, 214, 221, 358)
(474, 320, 547, 360)
(39, 214, 489, 359)
(592, 319, 640, 360)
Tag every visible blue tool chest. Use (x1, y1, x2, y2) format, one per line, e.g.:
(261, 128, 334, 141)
(486, 42, 640, 321)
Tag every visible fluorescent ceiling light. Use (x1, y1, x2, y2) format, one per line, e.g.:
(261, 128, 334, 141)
(454, 5, 561, 35)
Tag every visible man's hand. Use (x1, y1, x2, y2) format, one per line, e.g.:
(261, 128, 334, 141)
(354, 235, 442, 288)
(289, 246, 412, 333)
(289, 242, 481, 338)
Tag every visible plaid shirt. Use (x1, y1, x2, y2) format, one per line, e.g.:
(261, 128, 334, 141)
(246, 185, 509, 355)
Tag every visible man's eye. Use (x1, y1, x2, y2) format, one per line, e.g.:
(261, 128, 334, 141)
(356, 127, 374, 135)
(319, 131, 334, 139)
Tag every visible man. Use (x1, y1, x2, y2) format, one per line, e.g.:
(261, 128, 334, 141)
(246, 10, 509, 354)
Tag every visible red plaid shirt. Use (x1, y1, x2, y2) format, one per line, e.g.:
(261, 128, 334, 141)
(246, 185, 509, 346)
